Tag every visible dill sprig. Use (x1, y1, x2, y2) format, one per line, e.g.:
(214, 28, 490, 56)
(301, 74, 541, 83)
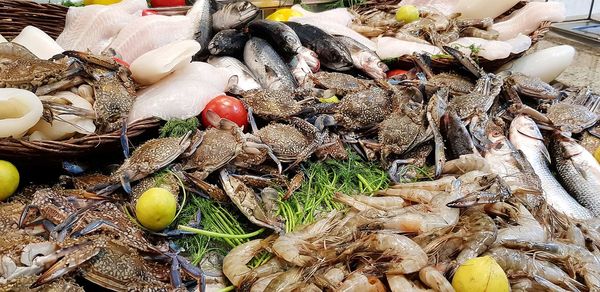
(159, 117, 199, 138)
(279, 152, 389, 232)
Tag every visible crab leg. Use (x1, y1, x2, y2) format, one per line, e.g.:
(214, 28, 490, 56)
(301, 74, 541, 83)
(32, 240, 101, 288)
(72, 219, 122, 238)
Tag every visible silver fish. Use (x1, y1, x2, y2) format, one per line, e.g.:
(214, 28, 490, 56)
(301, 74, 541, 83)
(187, 0, 213, 57)
(207, 55, 261, 91)
(509, 115, 593, 220)
(335, 35, 388, 79)
(550, 133, 600, 216)
(212, 1, 259, 31)
(243, 37, 298, 90)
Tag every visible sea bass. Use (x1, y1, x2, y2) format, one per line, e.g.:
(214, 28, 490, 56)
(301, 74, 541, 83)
(187, 0, 213, 58)
(243, 37, 298, 90)
(285, 22, 353, 71)
(509, 115, 593, 220)
(247, 19, 319, 72)
(212, 1, 259, 31)
(335, 35, 388, 79)
(208, 56, 261, 91)
(550, 133, 600, 216)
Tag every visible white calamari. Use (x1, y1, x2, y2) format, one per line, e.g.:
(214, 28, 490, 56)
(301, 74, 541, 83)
(0, 89, 43, 138)
(29, 91, 95, 141)
(376, 37, 441, 60)
(12, 26, 64, 60)
(130, 40, 201, 86)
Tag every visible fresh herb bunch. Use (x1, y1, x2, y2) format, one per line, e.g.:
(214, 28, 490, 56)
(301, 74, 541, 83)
(279, 152, 389, 232)
(159, 117, 199, 138)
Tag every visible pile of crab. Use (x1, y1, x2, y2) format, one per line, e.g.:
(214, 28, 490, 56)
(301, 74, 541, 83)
(2, 42, 600, 291)
(0, 42, 137, 140)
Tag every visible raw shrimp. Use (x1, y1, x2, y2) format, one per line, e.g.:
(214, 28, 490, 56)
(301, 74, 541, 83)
(313, 265, 347, 289)
(250, 273, 282, 292)
(388, 176, 456, 191)
(387, 274, 435, 292)
(496, 204, 546, 243)
(334, 193, 404, 213)
(364, 179, 462, 234)
(511, 277, 570, 292)
(503, 240, 600, 290)
(222, 237, 274, 287)
(419, 266, 454, 292)
(337, 272, 386, 292)
(442, 154, 491, 175)
(455, 210, 497, 266)
(264, 267, 303, 291)
(272, 211, 340, 266)
(343, 233, 428, 274)
(485, 247, 584, 291)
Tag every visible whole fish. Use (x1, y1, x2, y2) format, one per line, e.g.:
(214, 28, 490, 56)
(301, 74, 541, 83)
(335, 35, 388, 79)
(550, 133, 600, 216)
(243, 37, 298, 90)
(207, 55, 261, 91)
(509, 115, 593, 220)
(187, 0, 213, 58)
(285, 22, 353, 71)
(247, 19, 319, 72)
(212, 1, 259, 31)
(208, 29, 248, 56)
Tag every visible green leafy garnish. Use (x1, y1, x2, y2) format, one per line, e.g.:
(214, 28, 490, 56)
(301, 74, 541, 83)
(62, 0, 84, 7)
(278, 152, 389, 232)
(159, 117, 199, 138)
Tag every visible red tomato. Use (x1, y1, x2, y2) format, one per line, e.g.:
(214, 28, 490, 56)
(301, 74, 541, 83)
(150, 0, 185, 7)
(142, 9, 159, 16)
(202, 95, 248, 129)
(112, 57, 129, 68)
(386, 69, 409, 78)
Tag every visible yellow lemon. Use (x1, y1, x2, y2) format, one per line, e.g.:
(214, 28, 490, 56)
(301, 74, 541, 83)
(84, 0, 121, 5)
(452, 256, 510, 292)
(135, 187, 177, 231)
(395, 5, 420, 23)
(594, 146, 600, 163)
(319, 95, 340, 103)
(0, 160, 19, 201)
(266, 8, 303, 22)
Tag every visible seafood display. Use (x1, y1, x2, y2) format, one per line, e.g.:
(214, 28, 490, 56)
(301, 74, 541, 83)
(2, 0, 600, 291)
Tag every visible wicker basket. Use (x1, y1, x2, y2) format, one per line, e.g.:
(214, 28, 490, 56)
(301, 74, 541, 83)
(0, 0, 68, 40)
(0, 118, 161, 159)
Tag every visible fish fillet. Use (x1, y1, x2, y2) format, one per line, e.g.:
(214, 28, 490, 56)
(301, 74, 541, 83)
(491, 2, 565, 41)
(376, 37, 441, 60)
(400, 0, 459, 16)
(128, 62, 233, 123)
(108, 15, 193, 64)
(57, 0, 146, 54)
(449, 37, 512, 61)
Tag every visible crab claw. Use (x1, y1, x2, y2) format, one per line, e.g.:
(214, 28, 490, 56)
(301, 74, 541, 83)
(442, 45, 482, 79)
(31, 240, 100, 288)
(120, 172, 133, 195)
(120, 117, 130, 159)
(314, 114, 336, 131)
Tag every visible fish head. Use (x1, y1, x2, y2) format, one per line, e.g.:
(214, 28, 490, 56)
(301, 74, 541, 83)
(357, 52, 388, 80)
(233, 1, 260, 23)
(510, 115, 544, 142)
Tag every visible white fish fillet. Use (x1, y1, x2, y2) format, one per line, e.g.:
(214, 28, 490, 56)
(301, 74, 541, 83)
(57, 0, 146, 54)
(128, 62, 232, 123)
(12, 26, 64, 60)
(400, 0, 459, 16)
(108, 15, 193, 64)
(449, 37, 512, 61)
(290, 5, 355, 26)
(376, 37, 441, 60)
(289, 17, 376, 51)
(491, 2, 566, 41)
